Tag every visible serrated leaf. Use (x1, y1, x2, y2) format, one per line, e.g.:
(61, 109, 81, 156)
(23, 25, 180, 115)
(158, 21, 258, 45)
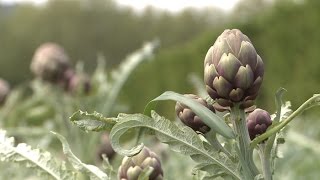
(0, 130, 74, 180)
(70, 110, 118, 132)
(144, 91, 235, 139)
(109, 111, 240, 180)
(52, 132, 108, 180)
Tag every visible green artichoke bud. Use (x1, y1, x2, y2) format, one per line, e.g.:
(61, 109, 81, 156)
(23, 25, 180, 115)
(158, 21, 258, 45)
(246, 108, 272, 141)
(31, 42, 71, 83)
(118, 147, 163, 180)
(204, 29, 264, 110)
(175, 94, 214, 133)
(0, 78, 10, 105)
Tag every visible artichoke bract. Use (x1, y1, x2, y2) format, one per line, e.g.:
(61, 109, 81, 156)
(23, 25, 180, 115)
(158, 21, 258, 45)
(0, 79, 10, 105)
(175, 94, 214, 133)
(118, 147, 163, 180)
(204, 29, 264, 110)
(31, 42, 71, 83)
(246, 108, 272, 141)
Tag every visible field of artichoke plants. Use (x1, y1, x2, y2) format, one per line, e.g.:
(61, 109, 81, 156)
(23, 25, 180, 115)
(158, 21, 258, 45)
(1, 29, 320, 180)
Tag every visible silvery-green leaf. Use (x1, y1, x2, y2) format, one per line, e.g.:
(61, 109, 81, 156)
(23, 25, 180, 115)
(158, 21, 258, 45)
(144, 91, 235, 139)
(109, 111, 240, 179)
(69, 110, 118, 132)
(52, 132, 108, 180)
(0, 130, 74, 180)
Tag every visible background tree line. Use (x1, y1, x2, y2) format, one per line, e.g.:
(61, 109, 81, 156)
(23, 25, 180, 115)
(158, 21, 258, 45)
(0, 0, 319, 115)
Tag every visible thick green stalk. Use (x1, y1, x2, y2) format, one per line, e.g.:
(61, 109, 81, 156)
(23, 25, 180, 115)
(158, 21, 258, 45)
(231, 106, 258, 179)
(258, 144, 272, 180)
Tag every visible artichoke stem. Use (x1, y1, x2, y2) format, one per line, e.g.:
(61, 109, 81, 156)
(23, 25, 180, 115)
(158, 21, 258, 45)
(258, 144, 273, 180)
(231, 105, 258, 179)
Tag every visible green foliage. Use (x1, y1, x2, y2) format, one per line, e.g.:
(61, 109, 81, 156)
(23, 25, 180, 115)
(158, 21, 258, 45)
(0, 40, 158, 180)
(144, 91, 235, 139)
(0, 130, 75, 180)
(52, 132, 108, 180)
(0, 130, 111, 180)
(70, 110, 118, 132)
(71, 110, 240, 179)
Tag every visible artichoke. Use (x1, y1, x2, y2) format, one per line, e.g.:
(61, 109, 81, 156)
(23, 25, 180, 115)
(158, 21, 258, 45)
(118, 147, 163, 180)
(246, 108, 272, 140)
(175, 94, 214, 133)
(0, 78, 10, 105)
(96, 133, 115, 162)
(66, 73, 91, 95)
(31, 42, 71, 83)
(204, 29, 264, 110)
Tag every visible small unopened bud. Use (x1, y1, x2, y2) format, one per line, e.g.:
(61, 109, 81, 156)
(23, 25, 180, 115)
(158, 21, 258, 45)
(0, 79, 10, 105)
(67, 73, 91, 95)
(30, 42, 70, 83)
(246, 108, 272, 141)
(96, 133, 115, 162)
(175, 94, 214, 133)
(118, 147, 163, 180)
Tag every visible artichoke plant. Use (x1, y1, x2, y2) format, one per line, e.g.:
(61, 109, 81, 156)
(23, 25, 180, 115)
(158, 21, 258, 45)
(204, 29, 264, 110)
(118, 147, 163, 180)
(175, 94, 214, 133)
(30, 42, 71, 83)
(0, 78, 10, 105)
(246, 108, 272, 140)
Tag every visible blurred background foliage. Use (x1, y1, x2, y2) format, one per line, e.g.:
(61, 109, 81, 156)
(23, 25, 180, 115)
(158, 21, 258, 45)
(1, 0, 319, 114)
(0, 0, 320, 179)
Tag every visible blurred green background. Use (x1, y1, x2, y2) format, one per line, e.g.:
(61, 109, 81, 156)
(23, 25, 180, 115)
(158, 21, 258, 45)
(0, 0, 320, 179)
(1, 0, 319, 113)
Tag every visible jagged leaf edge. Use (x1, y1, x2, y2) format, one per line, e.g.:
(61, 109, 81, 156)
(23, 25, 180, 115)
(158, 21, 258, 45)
(109, 111, 240, 180)
(51, 131, 108, 180)
(0, 130, 74, 180)
(69, 110, 118, 132)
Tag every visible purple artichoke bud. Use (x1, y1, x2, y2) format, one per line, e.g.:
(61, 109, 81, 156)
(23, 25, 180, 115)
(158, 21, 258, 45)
(246, 108, 272, 141)
(30, 42, 71, 83)
(0, 79, 10, 105)
(67, 73, 91, 95)
(96, 133, 115, 162)
(175, 94, 214, 134)
(204, 29, 264, 110)
(118, 147, 163, 180)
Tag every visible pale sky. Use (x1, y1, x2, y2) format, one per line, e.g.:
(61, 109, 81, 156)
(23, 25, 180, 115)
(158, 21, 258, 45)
(0, 0, 240, 11)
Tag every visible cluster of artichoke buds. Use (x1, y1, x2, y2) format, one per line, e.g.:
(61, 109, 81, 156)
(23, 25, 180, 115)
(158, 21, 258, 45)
(30, 42, 91, 94)
(246, 108, 272, 141)
(204, 29, 264, 111)
(118, 147, 163, 180)
(175, 94, 214, 134)
(0, 78, 10, 105)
